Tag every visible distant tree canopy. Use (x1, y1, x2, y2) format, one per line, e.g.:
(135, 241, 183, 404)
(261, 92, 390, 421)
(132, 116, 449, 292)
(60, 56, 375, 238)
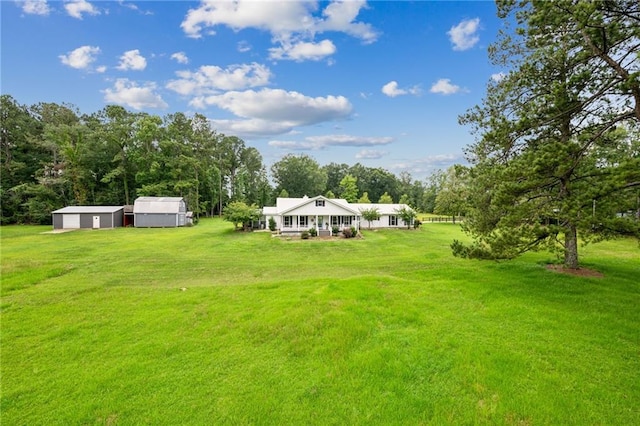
(455, 0, 640, 268)
(2, 94, 459, 225)
(270, 154, 327, 198)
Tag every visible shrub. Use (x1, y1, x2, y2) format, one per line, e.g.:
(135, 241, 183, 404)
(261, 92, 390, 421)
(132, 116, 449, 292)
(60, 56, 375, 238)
(351, 226, 357, 237)
(342, 227, 354, 238)
(413, 219, 421, 229)
(309, 227, 317, 237)
(301, 231, 310, 240)
(332, 226, 340, 236)
(268, 217, 276, 232)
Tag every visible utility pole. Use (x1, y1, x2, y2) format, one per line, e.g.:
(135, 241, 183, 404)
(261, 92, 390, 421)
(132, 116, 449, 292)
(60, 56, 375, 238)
(219, 152, 223, 218)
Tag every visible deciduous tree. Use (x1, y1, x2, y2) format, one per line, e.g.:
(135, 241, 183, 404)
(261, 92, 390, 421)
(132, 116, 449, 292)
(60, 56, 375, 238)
(271, 154, 327, 198)
(359, 207, 380, 229)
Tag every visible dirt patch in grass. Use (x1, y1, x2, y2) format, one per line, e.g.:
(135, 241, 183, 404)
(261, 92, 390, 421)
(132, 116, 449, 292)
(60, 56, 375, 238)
(546, 264, 604, 278)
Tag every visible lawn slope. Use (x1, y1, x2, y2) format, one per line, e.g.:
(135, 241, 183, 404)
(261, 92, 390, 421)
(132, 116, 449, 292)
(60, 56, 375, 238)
(1, 220, 638, 424)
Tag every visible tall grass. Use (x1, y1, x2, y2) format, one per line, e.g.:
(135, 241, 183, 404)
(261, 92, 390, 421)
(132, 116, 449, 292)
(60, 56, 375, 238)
(1, 219, 638, 424)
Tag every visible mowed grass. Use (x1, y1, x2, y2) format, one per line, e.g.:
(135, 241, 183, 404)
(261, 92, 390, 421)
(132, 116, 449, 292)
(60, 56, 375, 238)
(1, 219, 638, 425)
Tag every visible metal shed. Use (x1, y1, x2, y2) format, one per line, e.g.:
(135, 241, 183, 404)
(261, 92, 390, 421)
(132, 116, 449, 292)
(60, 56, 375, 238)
(133, 197, 187, 228)
(52, 206, 124, 230)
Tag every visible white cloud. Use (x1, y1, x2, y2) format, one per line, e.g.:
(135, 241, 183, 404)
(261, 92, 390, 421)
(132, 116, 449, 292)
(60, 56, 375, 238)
(64, 0, 100, 19)
(491, 72, 506, 82)
(381, 81, 421, 98)
(180, 0, 378, 61)
(170, 52, 189, 64)
(390, 154, 464, 176)
(103, 79, 168, 110)
(317, 0, 378, 44)
(195, 88, 353, 137)
(269, 39, 336, 62)
(117, 1, 153, 15)
(269, 134, 393, 151)
(237, 41, 252, 53)
(430, 78, 463, 95)
(95, 65, 107, 73)
(181, 1, 316, 39)
(356, 149, 387, 159)
(116, 49, 147, 71)
(166, 63, 272, 96)
(193, 88, 352, 123)
(59, 45, 101, 70)
(211, 119, 295, 138)
(447, 18, 480, 51)
(21, 0, 50, 15)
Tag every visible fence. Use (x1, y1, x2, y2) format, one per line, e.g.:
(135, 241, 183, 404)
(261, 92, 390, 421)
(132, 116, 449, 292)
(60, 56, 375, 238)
(422, 216, 464, 223)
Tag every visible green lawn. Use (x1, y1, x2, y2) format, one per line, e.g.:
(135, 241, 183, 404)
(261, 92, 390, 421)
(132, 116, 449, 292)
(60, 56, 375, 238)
(1, 219, 638, 425)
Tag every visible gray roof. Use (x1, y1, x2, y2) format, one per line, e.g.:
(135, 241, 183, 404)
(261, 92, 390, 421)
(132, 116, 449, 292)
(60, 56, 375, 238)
(351, 203, 412, 215)
(52, 206, 124, 214)
(133, 197, 185, 214)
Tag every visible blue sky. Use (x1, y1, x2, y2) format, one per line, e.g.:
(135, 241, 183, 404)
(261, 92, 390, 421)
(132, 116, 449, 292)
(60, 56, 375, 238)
(2, 0, 506, 180)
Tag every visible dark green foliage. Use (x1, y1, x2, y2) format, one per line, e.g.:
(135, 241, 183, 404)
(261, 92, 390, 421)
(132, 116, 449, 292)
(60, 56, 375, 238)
(271, 154, 327, 198)
(300, 230, 310, 239)
(268, 217, 276, 232)
(309, 227, 317, 237)
(0, 97, 270, 224)
(456, 0, 640, 268)
(332, 225, 340, 236)
(395, 207, 417, 229)
(223, 201, 260, 231)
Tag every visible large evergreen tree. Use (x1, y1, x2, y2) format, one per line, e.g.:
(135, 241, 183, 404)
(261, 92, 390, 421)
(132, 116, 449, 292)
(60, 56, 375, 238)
(455, 0, 640, 268)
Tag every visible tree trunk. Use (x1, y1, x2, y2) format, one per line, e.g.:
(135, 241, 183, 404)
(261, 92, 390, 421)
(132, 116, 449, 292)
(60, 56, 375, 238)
(564, 224, 579, 269)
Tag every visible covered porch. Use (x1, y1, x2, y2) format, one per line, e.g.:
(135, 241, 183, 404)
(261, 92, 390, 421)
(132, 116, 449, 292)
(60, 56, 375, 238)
(281, 214, 360, 235)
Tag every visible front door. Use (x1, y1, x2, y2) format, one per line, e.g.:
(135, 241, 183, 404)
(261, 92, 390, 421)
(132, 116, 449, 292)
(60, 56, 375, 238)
(93, 215, 100, 228)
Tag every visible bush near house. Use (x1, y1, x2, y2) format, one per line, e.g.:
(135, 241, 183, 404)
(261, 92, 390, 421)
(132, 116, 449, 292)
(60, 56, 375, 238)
(342, 226, 358, 238)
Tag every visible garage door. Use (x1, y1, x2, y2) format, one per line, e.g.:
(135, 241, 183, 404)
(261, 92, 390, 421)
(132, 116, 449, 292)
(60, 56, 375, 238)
(62, 214, 80, 229)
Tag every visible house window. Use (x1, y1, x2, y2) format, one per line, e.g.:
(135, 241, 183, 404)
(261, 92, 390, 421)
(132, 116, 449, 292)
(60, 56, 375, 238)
(299, 216, 308, 227)
(284, 216, 293, 227)
(315, 199, 325, 207)
(343, 216, 352, 225)
(389, 215, 398, 226)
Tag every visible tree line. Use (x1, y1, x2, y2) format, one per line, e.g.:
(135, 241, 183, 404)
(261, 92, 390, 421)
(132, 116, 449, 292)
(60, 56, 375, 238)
(1, 94, 463, 225)
(4, 1, 637, 270)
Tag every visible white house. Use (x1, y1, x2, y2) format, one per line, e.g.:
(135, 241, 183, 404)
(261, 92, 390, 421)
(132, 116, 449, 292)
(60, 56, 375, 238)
(263, 195, 413, 234)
